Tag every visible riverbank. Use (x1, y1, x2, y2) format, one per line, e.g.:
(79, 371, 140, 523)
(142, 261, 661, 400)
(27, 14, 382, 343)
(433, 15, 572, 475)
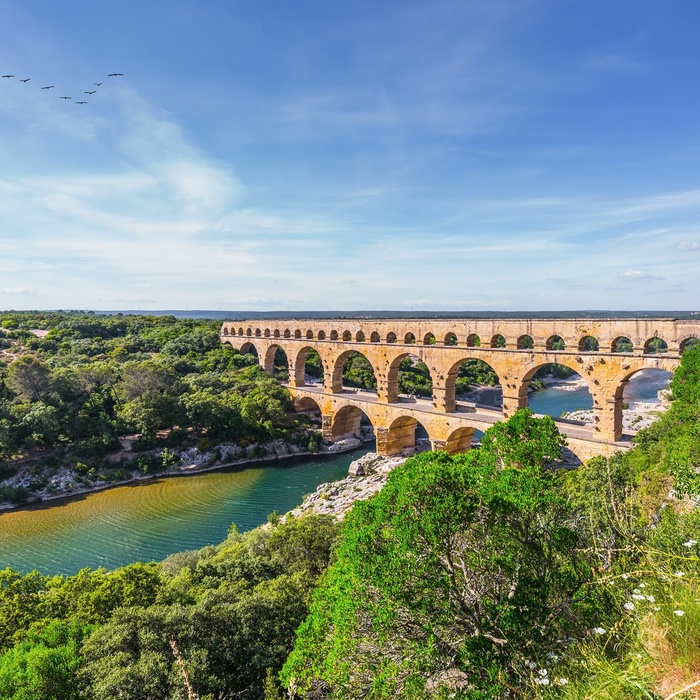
(0, 436, 365, 513)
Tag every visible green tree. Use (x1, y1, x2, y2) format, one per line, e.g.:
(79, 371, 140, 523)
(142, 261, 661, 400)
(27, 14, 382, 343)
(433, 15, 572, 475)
(5, 356, 52, 402)
(282, 414, 604, 699)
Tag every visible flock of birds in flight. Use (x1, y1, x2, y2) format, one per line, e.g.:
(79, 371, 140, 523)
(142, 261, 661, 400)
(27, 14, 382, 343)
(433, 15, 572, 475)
(1, 72, 124, 104)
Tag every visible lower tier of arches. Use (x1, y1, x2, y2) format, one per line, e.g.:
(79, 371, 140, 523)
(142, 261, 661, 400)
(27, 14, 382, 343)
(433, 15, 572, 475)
(289, 386, 628, 463)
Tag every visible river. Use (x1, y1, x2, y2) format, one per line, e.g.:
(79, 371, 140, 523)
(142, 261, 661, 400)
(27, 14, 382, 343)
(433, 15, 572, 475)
(0, 447, 370, 576)
(0, 370, 671, 577)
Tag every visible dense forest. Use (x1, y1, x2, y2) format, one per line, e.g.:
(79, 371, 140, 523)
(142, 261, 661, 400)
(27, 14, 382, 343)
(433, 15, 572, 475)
(0, 313, 699, 698)
(0, 312, 326, 506)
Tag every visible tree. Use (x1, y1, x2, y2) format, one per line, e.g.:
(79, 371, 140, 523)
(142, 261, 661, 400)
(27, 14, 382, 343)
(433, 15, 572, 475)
(5, 356, 52, 402)
(282, 414, 605, 699)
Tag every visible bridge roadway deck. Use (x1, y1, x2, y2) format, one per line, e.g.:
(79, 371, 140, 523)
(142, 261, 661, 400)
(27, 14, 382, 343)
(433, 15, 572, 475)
(286, 383, 631, 461)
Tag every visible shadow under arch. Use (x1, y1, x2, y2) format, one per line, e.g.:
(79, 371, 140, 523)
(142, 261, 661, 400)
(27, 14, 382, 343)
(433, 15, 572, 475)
(386, 351, 434, 402)
(383, 415, 431, 456)
(240, 341, 259, 357)
(443, 426, 477, 455)
(331, 349, 378, 394)
(330, 405, 374, 442)
(518, 360, 595, 420)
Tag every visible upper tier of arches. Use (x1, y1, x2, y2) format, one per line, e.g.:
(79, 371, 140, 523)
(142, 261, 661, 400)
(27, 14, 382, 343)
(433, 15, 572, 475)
(221, 319, 700, 356)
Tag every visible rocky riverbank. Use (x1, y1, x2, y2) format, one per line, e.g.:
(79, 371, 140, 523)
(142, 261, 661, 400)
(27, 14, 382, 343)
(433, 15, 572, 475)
(0, 436, 364, 512)
(285, 452, 407, 520)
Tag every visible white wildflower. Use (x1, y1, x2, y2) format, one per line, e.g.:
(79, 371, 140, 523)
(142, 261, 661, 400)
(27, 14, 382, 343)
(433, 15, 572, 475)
(675, 571, 685, 577)
(638, 583, 646, 588)
(632, 594, 645, 600)
(621, 574, 629, 580)
(624, 602, 635, 611)
(683, 539, 697, 548)
(674, 609, 685, 617)
(535, 678, 550, 686)
(556, 678, 569, 686)
(538, 669, 549, 676)
(592, 627, 606, 635)
(646, 595, 655, 603)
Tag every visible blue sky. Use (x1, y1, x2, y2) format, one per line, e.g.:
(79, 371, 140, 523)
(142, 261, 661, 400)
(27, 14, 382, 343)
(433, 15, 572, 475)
(1, 0, 699, 311)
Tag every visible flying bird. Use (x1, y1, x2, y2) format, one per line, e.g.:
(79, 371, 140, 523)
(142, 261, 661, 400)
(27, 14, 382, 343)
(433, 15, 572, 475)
(19, 78, 31, 83)
(41, 85, 55, 89)
(59, 96, 71, 100)
(94, 82, 102, 86)
(107, 73, 124, 76)
(1, 75, 14, 78)
(84, 90, 96, 95)
(76, 101, 87, 104)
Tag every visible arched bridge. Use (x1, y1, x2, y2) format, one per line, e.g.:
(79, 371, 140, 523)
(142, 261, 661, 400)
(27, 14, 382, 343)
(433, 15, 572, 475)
(221, 318, 697, 460)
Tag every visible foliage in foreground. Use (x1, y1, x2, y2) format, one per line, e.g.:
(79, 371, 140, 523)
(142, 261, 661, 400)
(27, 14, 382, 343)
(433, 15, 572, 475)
(0, 513, 340, 700)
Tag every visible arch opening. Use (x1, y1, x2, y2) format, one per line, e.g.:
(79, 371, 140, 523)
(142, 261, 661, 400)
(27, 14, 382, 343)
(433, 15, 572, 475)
(330, 330, 338, 341)
(547, 335, 565, 351)
(318, 330, 326, 340)
(523, 362, 593, 422)
(491, 334, 506, 348)
(443, 426, 477, 456)
(388, 353, 433, 401)
(450, 358, 501, 408)
(264, 345, 289, 380)
(681, 337, 699, 353)
(273, 329, 280, 338)
(644, 337, 668, 354)
(336, 350, 377, 392)
(294, 330, 302, 339)
(578, 335, 599, 352)
(617, 368, 673, 435)
(444, 332, 458, 346)
(240, 342, 258, 358)
(294, 397, 322, 432)
(330, 405, 374, 444)
(423, 333, 436, 345)
(283, 329, 291, 338)
(255, 328, 262, 337)
(612, 336, 633, 353)
(306, 330, 314, 340)
(370, 331, 380, 343)
(342, 331, 352, 341)
(404, 333, 416, 344)
(382, 415, 431, 456)
(356, 331, 365, 342)
(293, 347, 324, 386)
(386, 332, 397, 343)
(517, 334, 534, 350)
(466, 333, 481, 347)
(264, 329, 270, 337)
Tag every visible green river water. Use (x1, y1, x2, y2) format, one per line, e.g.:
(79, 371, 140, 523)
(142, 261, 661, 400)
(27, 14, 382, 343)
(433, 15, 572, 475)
(0, 447, 371, 576)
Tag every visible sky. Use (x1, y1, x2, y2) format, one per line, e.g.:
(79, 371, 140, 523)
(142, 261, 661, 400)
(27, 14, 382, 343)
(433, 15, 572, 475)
(1, 0, 700, 312)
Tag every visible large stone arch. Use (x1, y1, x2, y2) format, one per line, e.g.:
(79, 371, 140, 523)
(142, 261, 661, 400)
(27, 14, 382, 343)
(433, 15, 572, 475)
(240, 341, 259, 357)
(331, 349, 380, 395)
(441, 354, 508, 414)
(442, 426, 476, 455)
(599, 359, 678, 440)
(385, 351, 435, 403)
(289, 345, 330, 388)
(376, 415, 432, 456)
(263, 344, 289, 379)
(329, 404, 374, 441)
(518, 359, 598, 404)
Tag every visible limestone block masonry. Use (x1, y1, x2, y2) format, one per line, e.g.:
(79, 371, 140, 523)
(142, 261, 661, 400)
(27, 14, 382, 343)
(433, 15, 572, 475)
(220, 318, 698, 459)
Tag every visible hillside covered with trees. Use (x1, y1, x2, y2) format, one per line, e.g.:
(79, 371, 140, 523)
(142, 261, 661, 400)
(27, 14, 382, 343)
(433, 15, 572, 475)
(0, 314, 699, 698)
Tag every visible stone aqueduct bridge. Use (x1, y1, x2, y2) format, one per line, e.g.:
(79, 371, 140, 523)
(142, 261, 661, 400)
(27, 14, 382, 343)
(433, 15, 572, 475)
(220, 318, 699, 461)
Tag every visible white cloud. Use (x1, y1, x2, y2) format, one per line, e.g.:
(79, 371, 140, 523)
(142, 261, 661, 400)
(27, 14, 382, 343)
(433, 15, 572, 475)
(0, 287, 37, 295)
(619, 270, 665, 281)
(678, 240, 700, 250)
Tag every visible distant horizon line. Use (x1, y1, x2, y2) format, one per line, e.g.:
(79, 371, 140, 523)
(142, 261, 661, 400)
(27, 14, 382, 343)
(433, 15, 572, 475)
(2, 308, 699, 320)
